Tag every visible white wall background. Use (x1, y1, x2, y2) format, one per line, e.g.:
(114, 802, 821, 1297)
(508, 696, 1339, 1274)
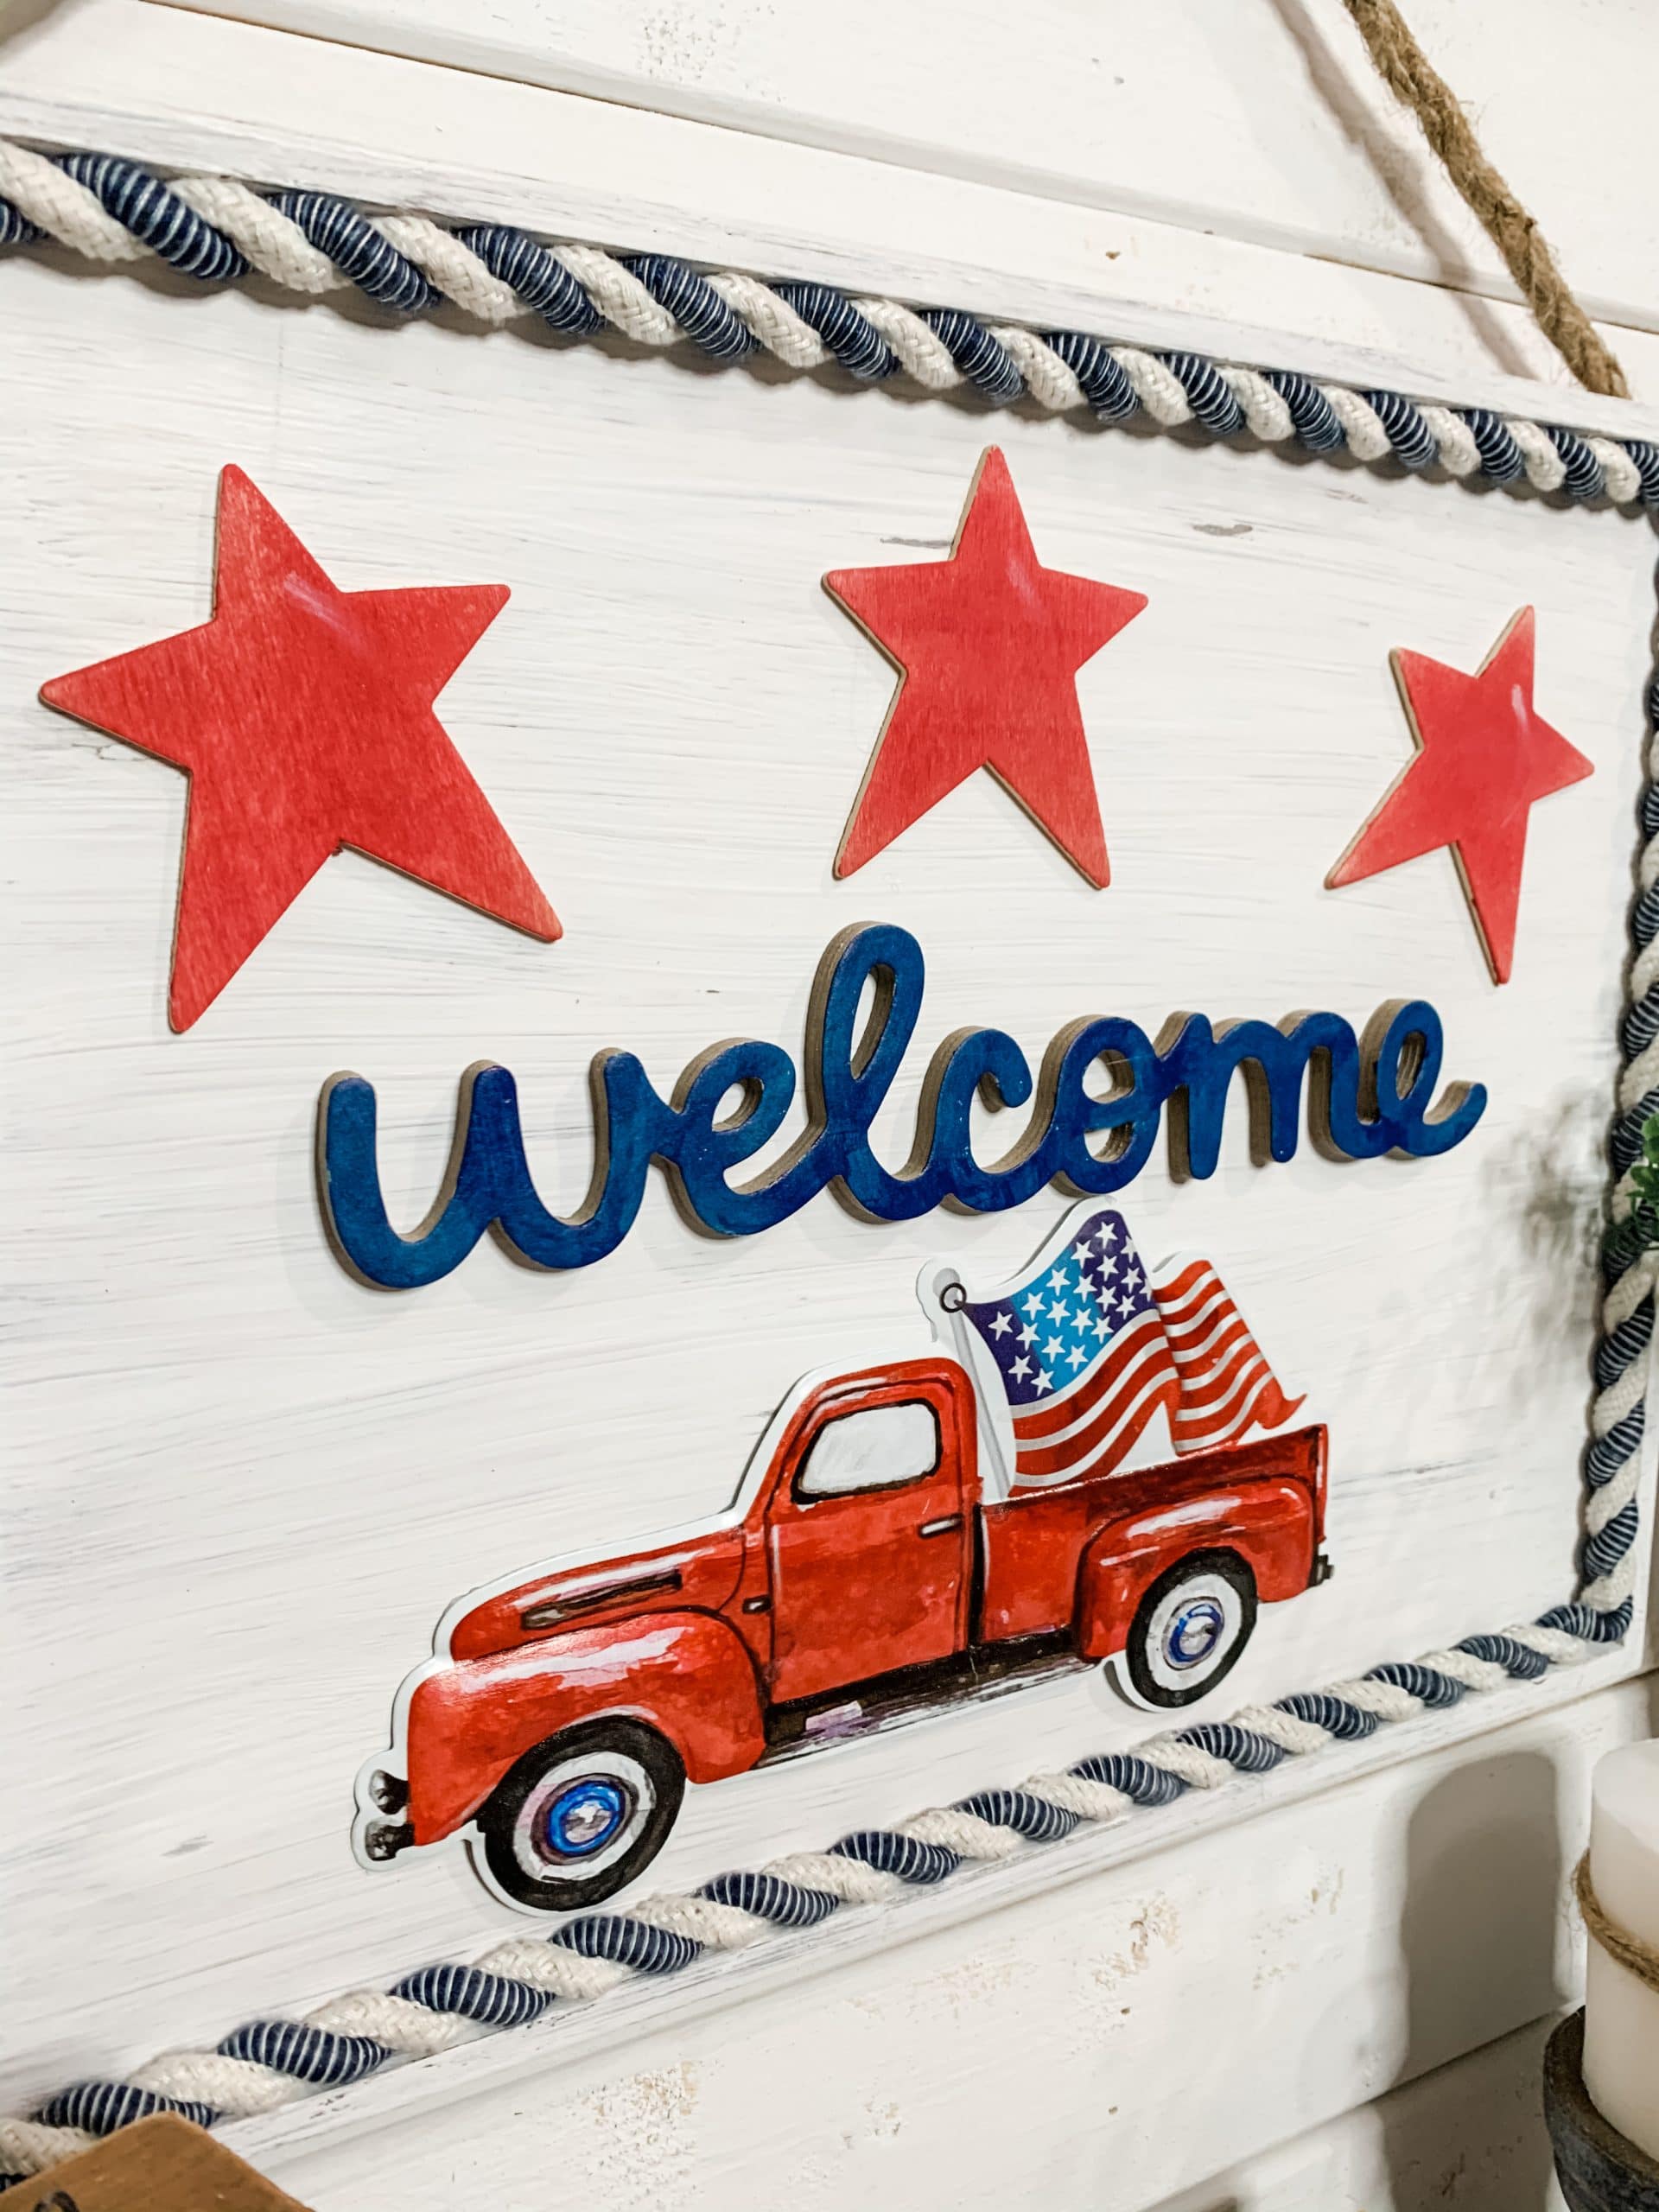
(3, 3, 1659, 2208)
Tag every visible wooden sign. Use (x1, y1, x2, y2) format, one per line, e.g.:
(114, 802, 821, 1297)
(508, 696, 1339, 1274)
(1, 93, 1656, 2209)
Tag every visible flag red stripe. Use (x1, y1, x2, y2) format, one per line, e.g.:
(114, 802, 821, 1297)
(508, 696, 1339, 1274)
(1166, 1312, 1250, 1374)
(1155, 1287, 1226, 1336)
(1012, 1368, 1181, 1489)
(1173, 1363, 1269, 1441)
(1154, 1259, 1210, 1307)
(1240, 1377, 1305, 1431)
(1014, 1338, 1180, 1479)
(1158, 1255, 1238, 1299)
(1176, 1367, 1306, 1445)
(1171, 1333, 1262, 1413)
(1162, 1285, 1237, 1336)
(1161, 1284, 1239, 1337)
(1148, 1254, 1304, 1454)
(1180, 1385, 1274, 1451)
(1012, 1307, 1166, 1439)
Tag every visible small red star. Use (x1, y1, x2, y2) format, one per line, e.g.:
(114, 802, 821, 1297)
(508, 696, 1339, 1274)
(824, 448, 1147, 885)
(1326, 607, 1592, 984)
(41, 466, 559, 1031)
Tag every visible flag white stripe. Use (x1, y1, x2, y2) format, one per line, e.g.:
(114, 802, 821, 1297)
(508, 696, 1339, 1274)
(1188, 1382, 1277, 1450)
(1145, 1250, 1300, 1458)
(1154, 1273, 1230, 1328)
(1174, 1341, 1268, 1422)
(1012, 1321, 1173, 1452)
(1052, 1368, 1180, 1481)
(1166, 1304, 1250, 1367)
(1160, 1283, 1235, 1340)
(1012, 1363, 1178, 1487)
(1174, 1352, 1273, 1438)
(1011, 1309, 1165, 1435)
(1173, 1330, 1262, 1412)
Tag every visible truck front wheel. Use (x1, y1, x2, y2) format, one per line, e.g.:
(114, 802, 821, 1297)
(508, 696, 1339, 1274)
(475, 1719, 686, 1912)
(1111, 1551, 1257, 1711)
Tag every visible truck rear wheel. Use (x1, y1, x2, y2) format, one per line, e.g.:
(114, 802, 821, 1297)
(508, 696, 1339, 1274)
(476, 1718, 685, 1912)
(1112, 1551, 1257, 1711)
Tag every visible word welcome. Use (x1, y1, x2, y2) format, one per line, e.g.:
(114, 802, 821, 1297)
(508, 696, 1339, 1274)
(319, 924, 1486, 1289)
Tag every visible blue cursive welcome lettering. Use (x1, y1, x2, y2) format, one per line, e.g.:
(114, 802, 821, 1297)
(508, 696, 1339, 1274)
(319, 923, 1485, 1289)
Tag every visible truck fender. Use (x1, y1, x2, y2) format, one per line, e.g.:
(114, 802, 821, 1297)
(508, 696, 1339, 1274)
(404, 1609, 767, 1845)
(1074, 1480, 1317, 1662)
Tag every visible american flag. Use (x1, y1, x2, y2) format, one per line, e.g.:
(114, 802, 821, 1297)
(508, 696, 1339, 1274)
(960, 1208, 1183, 1489)
(953, 1208, 1301, 1491)
(1152, 1257, 1304, 1451)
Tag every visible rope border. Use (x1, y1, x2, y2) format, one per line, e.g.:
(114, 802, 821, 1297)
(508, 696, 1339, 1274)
(2, 138, 1658, 506)
(0, 132, 1651, 2190)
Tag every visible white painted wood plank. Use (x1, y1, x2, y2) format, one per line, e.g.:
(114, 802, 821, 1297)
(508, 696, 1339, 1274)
(5, 12, 1659, 2196)
(237, 1676, 1654, 2211)
(143, 0, 1659, 338)
(6, 1, 1659, 433)
(2, 242, 1653, 2126)
(1153, 2015, 1570, 2211)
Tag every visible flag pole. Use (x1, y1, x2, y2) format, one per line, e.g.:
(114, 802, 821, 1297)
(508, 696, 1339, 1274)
(917, 1260, 1017, 1504)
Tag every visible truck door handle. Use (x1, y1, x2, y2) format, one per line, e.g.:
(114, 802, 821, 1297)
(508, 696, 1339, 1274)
(918, 1514, 963, 1539)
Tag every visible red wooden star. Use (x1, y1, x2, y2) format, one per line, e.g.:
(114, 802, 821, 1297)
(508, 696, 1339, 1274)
(1326, 607, 1592, 985)
(41, 466, 560, 1031)
(823, 447, 1148, 885)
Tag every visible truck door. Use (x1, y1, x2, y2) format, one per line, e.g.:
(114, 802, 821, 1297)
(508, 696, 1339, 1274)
(763, 1376, 969, 1704)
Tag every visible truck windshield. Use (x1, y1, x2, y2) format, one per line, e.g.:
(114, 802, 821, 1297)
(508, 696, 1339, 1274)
(796, 1402, 940, 1499)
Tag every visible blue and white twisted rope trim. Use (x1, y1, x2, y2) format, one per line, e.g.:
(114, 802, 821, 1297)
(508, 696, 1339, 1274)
(0, 1611, 1626, 2187)
(2, 138, 1657, 507)
(0, 127, 1651, 2194)
(1586, 666, 1659, 1632)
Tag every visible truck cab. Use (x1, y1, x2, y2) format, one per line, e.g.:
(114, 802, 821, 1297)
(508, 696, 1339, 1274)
(748, 1363, 973, 1700)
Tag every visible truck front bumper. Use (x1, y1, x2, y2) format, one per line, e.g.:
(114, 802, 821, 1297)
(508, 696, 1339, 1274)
(358, 1768, 415, 1861)
(362, 1817, 416, 1861)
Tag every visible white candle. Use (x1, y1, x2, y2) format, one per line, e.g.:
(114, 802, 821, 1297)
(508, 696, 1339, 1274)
(1582, 1738, 1659, 2164)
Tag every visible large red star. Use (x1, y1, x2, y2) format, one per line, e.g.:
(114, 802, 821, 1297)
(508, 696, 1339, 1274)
(41, 466, 559, 1031)
(823, 448, 1147, 885)
(1326, 607, 1592, 984)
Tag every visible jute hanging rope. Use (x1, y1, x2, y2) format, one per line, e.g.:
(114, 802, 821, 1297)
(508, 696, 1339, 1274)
(1576, 1853, 1659, 1995)
(1341, 0, 1630, 399)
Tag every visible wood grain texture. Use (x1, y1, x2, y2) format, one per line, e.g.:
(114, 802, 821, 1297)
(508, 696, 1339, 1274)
(1, 242, 1651, 2119)
(236, 1679, 1656, 2209)
(139, 0, 1659, 342)
(3, 8, 1659, 2202)
(9, 3, 1659, 428)
(1161, 2014, 1576, 2211)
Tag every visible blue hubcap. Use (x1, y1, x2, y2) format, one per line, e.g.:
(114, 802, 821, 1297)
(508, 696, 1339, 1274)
(540, 1777, 630, 1859)
(1165, 1596, 1225, 1670)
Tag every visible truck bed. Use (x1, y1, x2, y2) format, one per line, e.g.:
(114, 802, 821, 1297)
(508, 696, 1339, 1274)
(976, 1425, 1328, 1643)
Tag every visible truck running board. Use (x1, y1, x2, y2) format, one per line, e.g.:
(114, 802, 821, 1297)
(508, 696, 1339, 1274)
(760, 1633, 1078, 1764)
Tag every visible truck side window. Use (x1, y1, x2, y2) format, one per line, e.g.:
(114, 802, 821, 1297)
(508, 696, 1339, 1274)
(794, 1401, 941, 1500)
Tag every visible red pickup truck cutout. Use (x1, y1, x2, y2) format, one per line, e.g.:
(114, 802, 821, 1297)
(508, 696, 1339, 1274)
(355, 1205, 1330, 1911)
